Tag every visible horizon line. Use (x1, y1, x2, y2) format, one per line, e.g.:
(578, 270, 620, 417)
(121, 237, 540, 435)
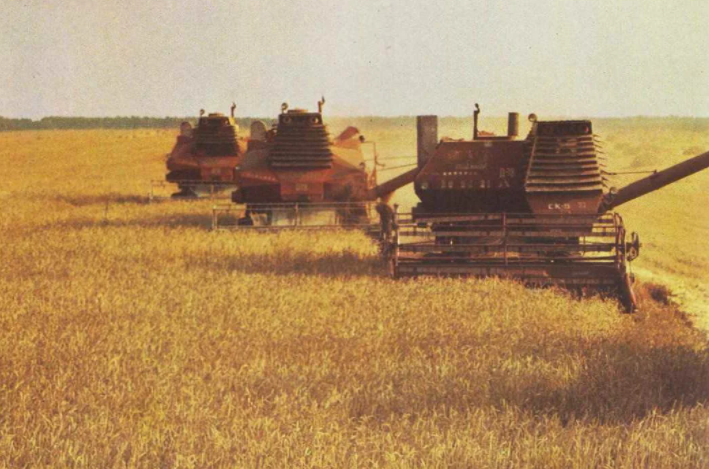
(4, 113, 709, 121)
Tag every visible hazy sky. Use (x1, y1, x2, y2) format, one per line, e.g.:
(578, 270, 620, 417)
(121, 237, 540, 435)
(1, 0, 707, 118)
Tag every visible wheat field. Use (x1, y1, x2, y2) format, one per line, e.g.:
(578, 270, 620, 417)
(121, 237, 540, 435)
(1, 121, 708, 468)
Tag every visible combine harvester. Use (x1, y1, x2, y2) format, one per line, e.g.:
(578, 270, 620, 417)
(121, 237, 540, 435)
(374, 105, 709, 312)
(153, 103, 252, 199)
(212, 98, 392, 230)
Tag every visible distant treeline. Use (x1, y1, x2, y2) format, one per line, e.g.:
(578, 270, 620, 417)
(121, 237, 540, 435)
(0, 116, 277, 132)
(1, 115, 707, 132)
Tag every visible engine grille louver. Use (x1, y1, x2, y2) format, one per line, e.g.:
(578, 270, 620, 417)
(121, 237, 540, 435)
(270, 114, 333, 169)
(194, 117, 239, 156)
(525, 123, 606, 193)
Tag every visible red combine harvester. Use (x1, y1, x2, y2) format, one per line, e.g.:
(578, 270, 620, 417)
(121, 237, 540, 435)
(374, 105, 709, 311)
(164, 104, 250, 198)
(220, 99, 386, 228)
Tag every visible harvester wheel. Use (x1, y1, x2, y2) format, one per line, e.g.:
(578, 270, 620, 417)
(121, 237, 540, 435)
(388, 258, 398, 278)
(378, 240, 390, 260)
(627, 232, 641, 262)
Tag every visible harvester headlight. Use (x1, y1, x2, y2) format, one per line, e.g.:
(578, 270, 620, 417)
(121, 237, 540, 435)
(311, 116, 320, 124)
(420, 181, 429, 190)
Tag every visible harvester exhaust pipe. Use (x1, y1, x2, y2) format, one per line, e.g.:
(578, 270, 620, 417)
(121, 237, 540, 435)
(507, 112, 519, 138)
(366, 115, 435, 201)
(604, 150, 709, 211)
(417, 115, 438, 168)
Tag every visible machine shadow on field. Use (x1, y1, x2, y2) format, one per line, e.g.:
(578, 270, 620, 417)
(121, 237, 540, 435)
(182, 248, 388, 279)
(52, 193, 151, 207)
(512, 295, 709, 424)
(32, 212, 216, 231)
(502, 342, 709, 425)
(347, 329, 709, 426)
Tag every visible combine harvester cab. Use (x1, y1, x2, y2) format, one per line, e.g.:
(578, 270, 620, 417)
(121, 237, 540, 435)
(163, 103, 249, 198)
(219, 98, 381, 230)
(378, 105, 709, 312)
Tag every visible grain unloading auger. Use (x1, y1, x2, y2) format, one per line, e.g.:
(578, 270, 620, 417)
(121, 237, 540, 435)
(373, 106, 709, 312)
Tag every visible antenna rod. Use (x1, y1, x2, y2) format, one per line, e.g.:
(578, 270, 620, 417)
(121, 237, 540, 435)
(473, 103, 480, 140)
